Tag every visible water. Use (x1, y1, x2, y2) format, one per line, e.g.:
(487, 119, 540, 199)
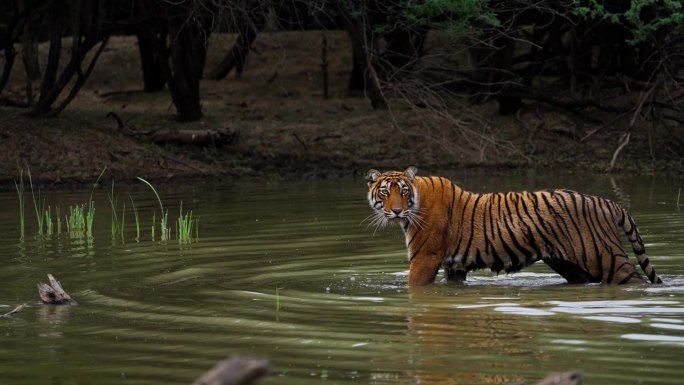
(0, 172, 682, 385)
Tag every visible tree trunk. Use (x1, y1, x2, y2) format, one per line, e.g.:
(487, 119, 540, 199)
(0, 43, 16, 96)
(164, 11, 203, 121)
(347, 50, 365, 96)
(380, 28, 427, 79)
(206, 25, 258, 80)
(0, 0, 19, 95)
(21, 27, 41, 106)
(336, 2, 388, 110)
(206, 3, 263, 81)
(136, 20, 165, 92)
(30, 0, 108, 117)
(36, 0, 64, 109)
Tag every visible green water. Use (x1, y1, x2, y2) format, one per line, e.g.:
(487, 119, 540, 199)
(0, 172, 683, 385)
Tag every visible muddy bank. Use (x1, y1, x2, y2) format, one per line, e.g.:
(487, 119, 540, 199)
(1, 31, 682, 188)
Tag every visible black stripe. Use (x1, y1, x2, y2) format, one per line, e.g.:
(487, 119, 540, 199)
(595, 197, 624, 251)
(486, 193, 505, 272)
(461, 194, 483, 262)
(502, 193, 535, 264)
(625, 222, 635, 236)
(580, 194, 604, 279)
(540, 192, 576, 257)
(484, 194, 504, 273)
(475, 249, 487, 269)
(530, 192, 569, 257)
(443, 183, 457, 241)
(451, 191, 472, 258)
(553, 191, 589, 270)
(617, 205, 625, 226)
(492, 201, 521, 270)
(515, 193, 544, 260)
(410, 237, 431, 261)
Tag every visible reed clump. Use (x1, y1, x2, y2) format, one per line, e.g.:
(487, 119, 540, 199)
(14, 167, 199, 244)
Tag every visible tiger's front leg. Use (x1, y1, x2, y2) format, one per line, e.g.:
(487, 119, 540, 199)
(408, 254, 443, 286)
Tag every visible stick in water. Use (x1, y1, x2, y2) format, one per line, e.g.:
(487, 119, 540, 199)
(37, 274, 78, 305)
(191, 357, 269, 385)
(1, 304, 27, 318)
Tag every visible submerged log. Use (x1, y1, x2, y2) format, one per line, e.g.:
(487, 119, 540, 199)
(37, 274, 78, 305)
(191, 357, 269, 385)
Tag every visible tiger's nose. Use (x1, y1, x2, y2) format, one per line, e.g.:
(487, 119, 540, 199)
(391, 208, 402, 215)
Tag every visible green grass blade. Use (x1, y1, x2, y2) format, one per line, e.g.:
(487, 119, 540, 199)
(14, 168, 25, 241)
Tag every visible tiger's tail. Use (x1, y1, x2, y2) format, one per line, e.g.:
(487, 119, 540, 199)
(620, 208, 663, 284)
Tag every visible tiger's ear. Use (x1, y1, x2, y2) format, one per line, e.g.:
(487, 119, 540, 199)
(366, 169, 381, 186)
(404, 166, 417, 181)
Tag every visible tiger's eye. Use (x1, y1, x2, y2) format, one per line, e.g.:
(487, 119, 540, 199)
(401, 187, 409, 196)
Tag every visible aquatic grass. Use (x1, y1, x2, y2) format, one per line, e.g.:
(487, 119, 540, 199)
(120, 202, 126, 241)
(138, 177, 170, 241)
(67, 204, 86, 237)
(86, 168, 106, 240)
(106, 181, 125, 240)
(85, 202, 95, 238)
(42, 207, 53, 237)
(129, 194, 140, 241)
(26, 166, 47, 238)
(161, 211, 169, 241)
(14, 168, 25, 241)
(176, 201, 198, 244)
(56, 207, 62, 236)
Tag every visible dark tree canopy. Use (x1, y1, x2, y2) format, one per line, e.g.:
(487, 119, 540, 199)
(0, 0, 682, 124)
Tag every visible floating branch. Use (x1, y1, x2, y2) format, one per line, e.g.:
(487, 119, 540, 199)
(37, 274, 78, 305)
(191, 357, 269, 385)
(1, 304, 27, 318)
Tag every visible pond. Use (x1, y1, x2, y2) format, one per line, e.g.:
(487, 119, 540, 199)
(0, 171, 683, 385)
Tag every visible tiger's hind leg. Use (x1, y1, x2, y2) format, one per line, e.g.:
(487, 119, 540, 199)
(601, 253, 646, 284)
(543, 257, 596, 284)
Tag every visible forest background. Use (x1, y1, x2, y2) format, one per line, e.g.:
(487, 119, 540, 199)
(0, 0, 683, 185)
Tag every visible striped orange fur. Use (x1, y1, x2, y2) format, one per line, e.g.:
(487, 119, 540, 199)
(366, 167, 663, 286)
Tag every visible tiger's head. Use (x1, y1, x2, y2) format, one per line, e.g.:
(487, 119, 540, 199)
(365, 167, 421, 229)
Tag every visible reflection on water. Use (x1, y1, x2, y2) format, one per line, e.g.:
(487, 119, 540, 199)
(0, 172, 682, 385)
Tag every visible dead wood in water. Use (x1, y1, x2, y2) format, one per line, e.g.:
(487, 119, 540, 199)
(534, 370, 584, 385)
(37, 274, 78, 305)
(507, 370, 584, 385)
(191, 357, 269, 385)
(1, 304, 27, 318)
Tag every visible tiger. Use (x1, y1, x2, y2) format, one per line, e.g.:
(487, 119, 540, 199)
(365, 166, 663, 286)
